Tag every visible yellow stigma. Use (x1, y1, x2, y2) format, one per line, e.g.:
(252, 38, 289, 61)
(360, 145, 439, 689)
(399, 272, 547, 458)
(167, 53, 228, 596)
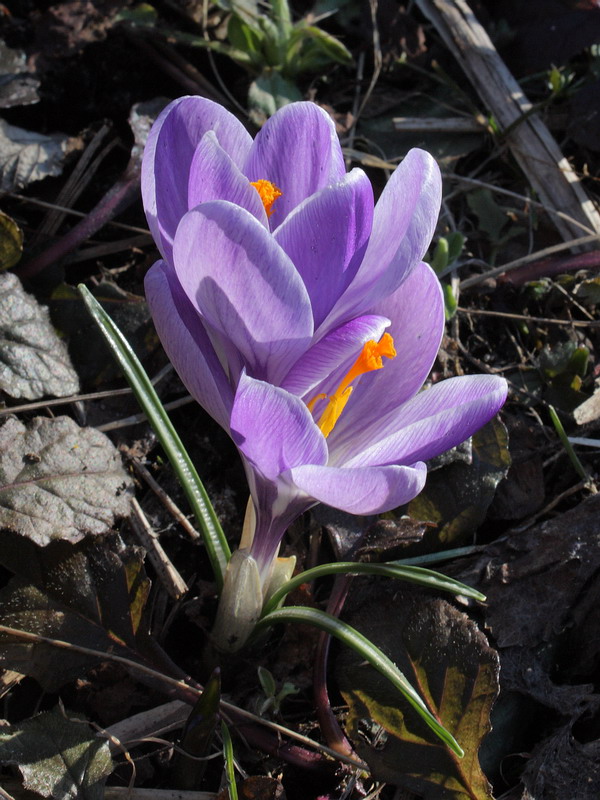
(309, 333, 397, 438)
(250, 179, 282, 217)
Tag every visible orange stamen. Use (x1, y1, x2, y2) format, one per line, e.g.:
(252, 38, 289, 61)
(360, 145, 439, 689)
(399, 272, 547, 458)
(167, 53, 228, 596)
(250, 179, 282, 217)
(311, 333, 396, 438)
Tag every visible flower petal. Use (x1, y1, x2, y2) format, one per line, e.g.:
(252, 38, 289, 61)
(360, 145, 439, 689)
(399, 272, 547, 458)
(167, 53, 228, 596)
(274, 169, 374, 328)
(325, 149, 441, 326)
(345, 375, 508, 468)
(286, 461, 427, 514)
(231, 372, 328, 480)
(244, 102, 345, 229)
(173, 201, 314, 384)
(188, 131, 268, 225)
(328, 261, 444, 459)
(144, 259, 233, 429)
(142, 96, 252, 263)
(281, 314, 389, 398)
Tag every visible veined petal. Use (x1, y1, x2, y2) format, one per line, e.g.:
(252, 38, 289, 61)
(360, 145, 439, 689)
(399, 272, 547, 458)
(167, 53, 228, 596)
(188, 131, 268, 225)
(231, 372, 328, 480)
(142, 96, 253, 263)
(274, 169, 374, 328)
(325, 149, 441, 326)
(286, 461, 427, 514)
(281, 314, 389, 398)
(344, 375, 508, 468)
(144, 259, 233, 429)
(173, 202, 314, 384)
(328, 261, 444, 459)
(244, 102, 345, 229)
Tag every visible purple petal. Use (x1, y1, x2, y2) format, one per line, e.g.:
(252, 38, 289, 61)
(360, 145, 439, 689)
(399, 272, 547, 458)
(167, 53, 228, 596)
(142, 96, 252, 263)
(173, 201, 314, 384)
(188, 132, 268, 225)
(274, 169, 374, 328)
(244, 102, 345, 229)
(286, 461, 427, 514)
(231, 372, 328, 480)
(328, 261, 444, 458)
(344, 375, 508, 468)
(144, 259, 233, 429)
(325, 149, 441, 326)
(281, 314, 389, 398)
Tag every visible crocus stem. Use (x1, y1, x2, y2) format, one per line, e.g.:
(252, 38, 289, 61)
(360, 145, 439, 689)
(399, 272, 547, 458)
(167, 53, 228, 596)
(313, 574, 359, 760)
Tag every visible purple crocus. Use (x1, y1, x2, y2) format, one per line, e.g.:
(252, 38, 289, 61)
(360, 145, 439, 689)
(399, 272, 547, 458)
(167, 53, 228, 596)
(143, 97, 507, 594)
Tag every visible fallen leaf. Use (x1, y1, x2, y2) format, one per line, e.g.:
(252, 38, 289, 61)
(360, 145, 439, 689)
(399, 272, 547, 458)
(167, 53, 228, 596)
(0, 272, 79, 398)
(0, 415, 132, 546)
(0, 708, 113, 800)
(0, 39, 40, 108)
(0, 118, 75, 191)
(337, 588, 499, 799)
(0, 210, 24, 271)
(408, 418, 511, 546)
(0, 534, 150, 691)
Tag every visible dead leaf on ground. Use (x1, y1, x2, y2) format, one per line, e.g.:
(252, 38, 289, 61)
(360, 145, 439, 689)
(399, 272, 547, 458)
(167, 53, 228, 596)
(0, 707, 113, 800)
(0, 415, 132, 545)
(0, 118, 77, 192)
(338, 587, 498, 799)
(0, 39, 40, 108)
(0, 272, 79, 399)
(0, 533, 150, 691)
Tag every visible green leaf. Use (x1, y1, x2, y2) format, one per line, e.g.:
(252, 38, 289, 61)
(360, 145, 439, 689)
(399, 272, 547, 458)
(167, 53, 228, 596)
(262, 561, 485, 617)
(114, 2, 158, 27)
(0, 415, 132, 546)
(78, 284, 230, 590)
(0, 209, 23, 270)
(248, 69, 303, 125)
(227, 15, 264, 65)
(0, 534, 150, 691)
(338, 590, 499, 799)
(466, 189, 509, 243)
(171, 668, 221, 790)
(256, 606, 463, 755)
(0, 708, 113, 800)
(0, 272, 79, 399)
(408, 418, 510, 547)
(287, 23, 352, 73)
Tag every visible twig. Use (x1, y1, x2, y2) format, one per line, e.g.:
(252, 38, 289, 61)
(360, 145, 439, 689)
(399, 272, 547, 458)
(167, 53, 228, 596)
(414, 0, 600, 243)
(512, 480, 595, 532)
(456, 307, 600, 327)
(131, 459, 201, 541)
(459, 234, 600, 289)
(97, 395, 195, 432)
(130, 498, 189, 600)
(5, 193, 150, 235)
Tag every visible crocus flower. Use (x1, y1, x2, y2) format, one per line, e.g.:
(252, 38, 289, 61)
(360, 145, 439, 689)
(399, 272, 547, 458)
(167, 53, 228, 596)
(143, 97, 507, 604)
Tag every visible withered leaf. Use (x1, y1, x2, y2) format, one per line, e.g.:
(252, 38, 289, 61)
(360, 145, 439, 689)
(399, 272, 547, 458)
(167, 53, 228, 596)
(0, 535, 150, 691)
(0, 708, 112, 800)
(0, 272, 79, 398)
(338, 588, 498, 799)
(0, 415, 132, 545)
(408, 418, 510, 547)
(0, 118, 75, 192)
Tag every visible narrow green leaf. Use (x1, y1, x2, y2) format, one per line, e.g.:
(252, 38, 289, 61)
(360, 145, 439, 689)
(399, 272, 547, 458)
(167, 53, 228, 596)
(221, 721, 239, 800)
(262, 561, 485, 617)
(78, 284, 230, 589)
(255, 606, 464, 756)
